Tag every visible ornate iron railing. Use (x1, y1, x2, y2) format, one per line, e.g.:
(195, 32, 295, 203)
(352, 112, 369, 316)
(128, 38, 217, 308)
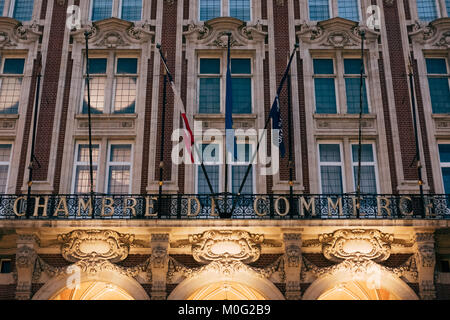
(0, 193, 449, 219)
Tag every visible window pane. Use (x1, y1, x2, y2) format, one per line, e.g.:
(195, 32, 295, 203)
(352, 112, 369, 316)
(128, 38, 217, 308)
(117, 58, 137, 74)
(314, 78, 337, 114)
(232, 165, 253, 193)
(235, 143, 251, 163)
(442, 167, 450, 194)
(108, 165, 130, 194)
(345, 78, 369, 114)
(92, 0, 113, 21)
(0, 77, 21, 114)
(230, 0, 251, 21)
(231, 78, 251, 114)
(114, 77, 136, 113)
(0, 165, 8, 193)
(338, 0, 359, 21)
(201, 143, 220, 163)
(0, 145, 11, 162)
(83, 77, 105, 113)
(344, 59, 364, 74)
(439, 145, 450, 163)
(121, 0, 142, 21)
(352, 144, 374, 162)
(0, 0, 4, 16)
(110, 145, 131, 162)
(77, 144, 99, 162)
(231, 59, 251, 74)
(319, 144, 341, 162)
(198, 165, 219, 194)
(314, 59, 334, 74)
(428, 78, 450, 113)
(426, 59, 447, 74)
(321, 166, 343, 194)
(309, 0, 330, 21)
(200, 59, 220, 74)
(13, 0, 34, 21)
(0, 260, 11, 273)
(447, 0, 450, 16)
(199, 0, 221, 21)
(199, 78, 220, 113)
(74, 165, 97, 193)
(3, 59, 25, 74)
(417, 0, 438, 21)
(353, 166, 377, 193)
(88, 58, 107, 74)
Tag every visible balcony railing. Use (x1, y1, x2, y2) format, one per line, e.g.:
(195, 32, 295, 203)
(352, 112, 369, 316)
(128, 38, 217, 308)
(0, 193, 450, 220)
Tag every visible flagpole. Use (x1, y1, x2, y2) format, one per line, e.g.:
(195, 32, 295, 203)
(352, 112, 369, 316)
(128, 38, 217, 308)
(158, 63, 168, 215)
(356, 30, 365, 219)
(26, 54, 42, 218)
(287, 72, 294, 215)
(84, 31, 95, 219)
(224, 33, 231, 197)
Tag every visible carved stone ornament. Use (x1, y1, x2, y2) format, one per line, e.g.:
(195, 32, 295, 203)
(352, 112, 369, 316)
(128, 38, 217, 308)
(189, 230, 264, 264)
(16, 246, 37, 268)
(416, 244, 435, 268)
(183, 17, 267, 48)
(409, 18, 450, 47)
(0, 18, 41, 48)
(384, 0, 395, 6)
(71, 18, 154, 47)
(319, 229, 394, 262)
(297, 17, 379, 47)
(286, 244, 301, 268)
(58, 229, 135, 263)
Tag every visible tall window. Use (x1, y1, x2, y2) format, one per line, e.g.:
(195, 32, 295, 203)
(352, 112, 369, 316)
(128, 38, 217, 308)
(0, 144, 11, 194)
(318, 144, 343, 194)
(344, 59, 368, 114)
(197, 57, 252, 114)
(426, 58, 450, 114)
(199, 0, 251, 21)
(91, 0, 142, 21)
(231, 143, 253, 194)
(106, 144, 132, 194)
(417, 0, 438, 21)
(447, 0, 450, 16)
(314, 59, 337, 114)
(0, 0, 4, 16)
(197, 143, 220, 194)
(72, 144, 100, 194)
(12, 0, 34, 21)
(83, 56, 138, 114)
(351, 144, 377, 193)
(309, 0, 360, 21)
(0, 58, 24, 114)
(439, 144, 450, 194)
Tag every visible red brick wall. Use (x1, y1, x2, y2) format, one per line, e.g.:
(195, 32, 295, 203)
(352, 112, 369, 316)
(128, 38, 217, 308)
(33, 1, 68, 182)
(383, 0, 418, 181)
(261, 1, 267, 19)
(151, 0, 157, 20)
(39, 254, 71, 268)
(183, 0, 190, 20)
(141, 54, 155, 194)
(40, 0, 48, 20)
(403, 0, 411, 20)
(293, 0, 300, 19)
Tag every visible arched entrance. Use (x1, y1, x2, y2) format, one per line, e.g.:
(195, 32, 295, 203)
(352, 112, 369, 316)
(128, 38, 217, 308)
(33, 270, 150, 300)
(187, 281, 266, 300)
(302, 267, 418, 300)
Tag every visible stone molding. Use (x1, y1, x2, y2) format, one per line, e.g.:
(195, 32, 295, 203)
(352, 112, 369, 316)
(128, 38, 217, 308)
(0, 17, 41, 48)
(409, 18, 450, 48)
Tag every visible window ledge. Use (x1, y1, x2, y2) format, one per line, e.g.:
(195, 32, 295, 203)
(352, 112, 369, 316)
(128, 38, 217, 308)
(432, 114, 450, 119)
(313, 113, 376, 120)
(194, 114, 257, 120)
(0, 114, 19, 120)
(75, 113, 138, 120)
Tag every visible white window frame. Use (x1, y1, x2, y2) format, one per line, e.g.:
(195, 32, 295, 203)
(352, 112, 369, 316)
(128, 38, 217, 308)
(425, 56, 450, 114)
(342, 54, 371, 114)
(229, 141, 256, 194)
(195, 141, 223, 194)
(90, 0, 143, 21)
(81, 53, 139, 114)
(5, 0, 35, 20)
(197, 57, 222, 114)
(0, 56, 25, 115)
(350, 141, 379, 194)
(438, 142, 450, 194)
(413, 0, 450, 20)
(105, 142, 133, 194)
(308, 0, 362, 21)
(312, 57, 339, 114)
(118, 0, 143, 21)
(317, 142, 346, 194)
(198, 0, 252, 21)
(0, 143, 12, 195)
(71, 142, 101, 194)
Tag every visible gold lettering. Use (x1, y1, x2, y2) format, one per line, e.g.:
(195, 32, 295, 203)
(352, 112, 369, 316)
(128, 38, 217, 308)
(377, 196, 391, 216)
(275, 196, 290, 216)
(78, 197, 92, 216)
(210, 197, 221, 217)
(399, 196, 413, 216)
(54, 196, 69, 216)
(253, 196, 267, 216)
(33, 196, 49, 217)
(124, 197, 137, 216)
(425, 201, 434, 217)
(187, 197, 201, 216)
(13, 196, 26, 217)
(327, 197, 342, 216)
(145, 196, 158, 216)
(101, 197, 114, 216)
(300, 197, 315, 217)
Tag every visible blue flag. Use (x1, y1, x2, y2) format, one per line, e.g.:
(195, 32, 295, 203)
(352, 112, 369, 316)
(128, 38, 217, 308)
(269, 46, 297, 158)
(225, 36, 236, 161)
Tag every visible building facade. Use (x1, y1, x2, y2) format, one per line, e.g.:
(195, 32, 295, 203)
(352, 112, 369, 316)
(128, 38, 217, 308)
(0, 0, 449, 300)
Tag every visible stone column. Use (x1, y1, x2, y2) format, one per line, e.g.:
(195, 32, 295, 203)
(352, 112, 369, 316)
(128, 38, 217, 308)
(15, 234, 39, 300)
(150, 233, 169, 300)
(283, 233, 302, 300)
(414, 232, 436, 300)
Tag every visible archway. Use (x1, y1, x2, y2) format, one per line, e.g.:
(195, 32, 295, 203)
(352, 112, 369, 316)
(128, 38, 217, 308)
(168, 269, 285, 300)
(33, 270, 150, 300)
(302, 267, 418, 300)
